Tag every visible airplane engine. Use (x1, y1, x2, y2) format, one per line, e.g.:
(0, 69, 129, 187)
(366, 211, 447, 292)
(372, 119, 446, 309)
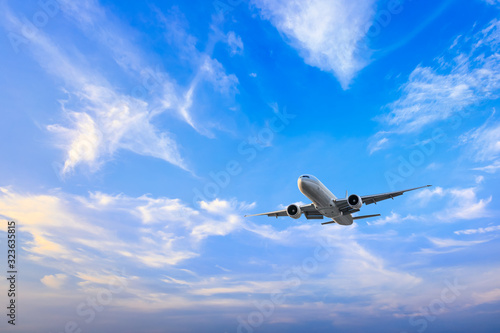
(286, 204, 302, 219)
(348, 194, 362, 210)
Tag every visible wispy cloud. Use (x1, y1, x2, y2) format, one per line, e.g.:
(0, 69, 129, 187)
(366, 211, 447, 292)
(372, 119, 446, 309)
(252, 0, 375, 89)
(460, 112, 500, 173)
(417, 236, 491, 255)
(473, 288, 500, 305)
(48, 85, 188, 174)
(154, 6, 239, 136)
(412, 186, 492, 221)
(226, 31, 244, 56)
(366, 211, 418, 226)
(1, 0, 242, 175)
(367, 186, 492, 226)
(1, 4, 191, 174)
(368, 136, 389, 155)
(455, 224, 500, 235)
(411, 186, 446, 207)
(371, 19, 500, 148)
(59, 1, 239, 134)
(428, 237, 489, 248)
(473, 161, 500, 173)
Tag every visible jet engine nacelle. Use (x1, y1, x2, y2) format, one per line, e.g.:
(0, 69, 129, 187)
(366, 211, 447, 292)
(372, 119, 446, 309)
(348, 194, 362, 210)
(286, 204, 302, 219)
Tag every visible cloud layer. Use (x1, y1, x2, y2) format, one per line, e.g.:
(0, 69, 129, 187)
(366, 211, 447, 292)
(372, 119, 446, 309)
(1, 185, 499, 330)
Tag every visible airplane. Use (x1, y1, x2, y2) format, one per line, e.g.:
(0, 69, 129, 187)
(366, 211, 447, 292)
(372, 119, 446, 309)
(245, 175, 431, 225)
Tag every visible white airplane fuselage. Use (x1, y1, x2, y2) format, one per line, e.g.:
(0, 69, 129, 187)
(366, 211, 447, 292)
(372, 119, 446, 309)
(297, 175, 353, 225)
(246, 174, 431, 225)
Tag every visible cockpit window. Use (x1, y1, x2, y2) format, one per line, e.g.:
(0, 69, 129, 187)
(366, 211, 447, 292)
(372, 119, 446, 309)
(301, 175, 310, 178)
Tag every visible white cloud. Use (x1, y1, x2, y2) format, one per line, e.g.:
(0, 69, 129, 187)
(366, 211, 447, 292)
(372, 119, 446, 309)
(199, 198, 232, 215)
(253, 0, 375, 89)
(226, 31, 244, 55)
(445, 187, 492, 220)
(135, 196, 198, 224)
(200, 56, 239, 94)
(435, 187, 493, 221)
(441, 187, 490, 221)
(427, 237, 489, 248)
(408, 186, 492, 222)
(383, 66, 483, 132)
(41, 274, 68, 289)
(368, 137, 389, 154)
(455, 224, 500, 235)
(473, 160, 500, 173)
(48, 85, 188, 174)
(417, 237, 491, 255)
(48, 112, 101, 173)
(366, 211, 417, 226)
(412, 186, 445, 206)
(190, 213, 243, 242)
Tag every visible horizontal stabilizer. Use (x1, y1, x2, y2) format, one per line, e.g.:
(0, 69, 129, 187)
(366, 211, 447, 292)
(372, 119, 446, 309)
(352, 214, 381, 220)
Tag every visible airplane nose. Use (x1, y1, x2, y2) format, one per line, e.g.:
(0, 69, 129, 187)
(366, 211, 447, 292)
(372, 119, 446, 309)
(298, 177, 305, 191)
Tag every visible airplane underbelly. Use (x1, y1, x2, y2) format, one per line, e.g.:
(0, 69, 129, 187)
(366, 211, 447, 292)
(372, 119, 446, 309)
(303, 186, 331, 208)
(301, 185, 340, 216)
(299, 178, 341, 218)
(334, 215, 353, 225)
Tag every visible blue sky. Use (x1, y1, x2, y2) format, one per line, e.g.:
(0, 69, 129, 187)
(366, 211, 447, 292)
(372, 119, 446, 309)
(1, 0, 500, 332)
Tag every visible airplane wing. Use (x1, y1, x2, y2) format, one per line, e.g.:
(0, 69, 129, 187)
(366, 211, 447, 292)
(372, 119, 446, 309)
(244, 203, 324, 219)
(335, 185, 432, 215)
